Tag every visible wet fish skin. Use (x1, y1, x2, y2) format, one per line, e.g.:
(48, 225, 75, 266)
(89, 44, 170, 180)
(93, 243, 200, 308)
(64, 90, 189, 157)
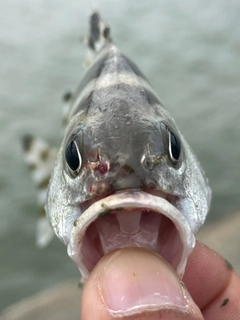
(46, 11, 211, 249)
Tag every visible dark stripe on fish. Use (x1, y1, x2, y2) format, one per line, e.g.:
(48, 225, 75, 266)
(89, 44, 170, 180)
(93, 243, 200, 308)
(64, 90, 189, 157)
(144, 88, 163, 107)
(101, 52, 148, 81)
(71, 91, 93, 116)
(37, 176, 50, 189)
(77, 49, 148, 94)
(72, 83, 162, 117)
(121, 54, 148, 82)
(77, 52, 110, 94)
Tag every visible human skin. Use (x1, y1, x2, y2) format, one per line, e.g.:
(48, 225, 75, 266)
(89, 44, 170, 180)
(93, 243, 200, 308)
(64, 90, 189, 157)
(81, 242, 240, 319)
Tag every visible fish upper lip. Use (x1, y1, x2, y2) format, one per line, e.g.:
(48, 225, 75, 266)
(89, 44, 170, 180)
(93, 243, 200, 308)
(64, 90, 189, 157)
(67, 190, 195, 280)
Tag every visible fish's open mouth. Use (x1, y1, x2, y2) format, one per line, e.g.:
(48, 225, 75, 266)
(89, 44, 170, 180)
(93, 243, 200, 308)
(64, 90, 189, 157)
(67, 191, 195, 280)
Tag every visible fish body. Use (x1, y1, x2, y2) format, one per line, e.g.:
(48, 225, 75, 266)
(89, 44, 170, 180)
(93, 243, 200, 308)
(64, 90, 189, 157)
(24, 12, 211, 279)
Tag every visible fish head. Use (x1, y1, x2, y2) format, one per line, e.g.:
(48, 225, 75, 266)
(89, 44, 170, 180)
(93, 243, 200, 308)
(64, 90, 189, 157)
(47, 92, 211, 279)
(64, 98, 185, 194)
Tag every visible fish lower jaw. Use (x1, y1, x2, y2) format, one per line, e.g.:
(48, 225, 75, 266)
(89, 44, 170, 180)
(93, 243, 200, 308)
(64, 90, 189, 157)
(67, 191, 195, 280)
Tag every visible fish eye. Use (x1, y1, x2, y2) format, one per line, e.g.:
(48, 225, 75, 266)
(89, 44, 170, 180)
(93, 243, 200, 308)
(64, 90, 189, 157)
(65, 140, 82, 174)
(168, 131, 181, 162)
(160, 122, 182, 165)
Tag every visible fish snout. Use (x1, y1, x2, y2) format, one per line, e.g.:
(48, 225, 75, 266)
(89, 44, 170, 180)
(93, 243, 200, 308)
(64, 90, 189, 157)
(87, 153, 151, 193)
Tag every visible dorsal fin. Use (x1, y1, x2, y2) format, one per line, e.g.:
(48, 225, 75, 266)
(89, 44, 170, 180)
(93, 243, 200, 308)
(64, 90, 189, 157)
(85, 12, 111, 66)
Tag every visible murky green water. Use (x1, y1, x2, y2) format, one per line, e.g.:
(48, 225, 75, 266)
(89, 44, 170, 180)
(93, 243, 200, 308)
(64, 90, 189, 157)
(1, 0, 240, 310)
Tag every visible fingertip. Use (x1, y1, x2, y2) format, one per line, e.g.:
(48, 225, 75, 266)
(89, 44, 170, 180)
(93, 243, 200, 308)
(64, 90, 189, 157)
(81, 248, 203, 320)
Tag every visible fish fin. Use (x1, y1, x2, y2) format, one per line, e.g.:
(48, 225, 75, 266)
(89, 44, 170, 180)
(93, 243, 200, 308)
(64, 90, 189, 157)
(62, 91, 73, 127)
(21, 135, 57, 246)
(36, 215, 55, 248)
(85, 12, 111, 66)
(21, 134, 57, 188)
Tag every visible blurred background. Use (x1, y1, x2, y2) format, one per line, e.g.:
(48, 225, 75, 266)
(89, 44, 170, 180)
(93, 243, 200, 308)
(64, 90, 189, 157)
(0, 0, 240, 313)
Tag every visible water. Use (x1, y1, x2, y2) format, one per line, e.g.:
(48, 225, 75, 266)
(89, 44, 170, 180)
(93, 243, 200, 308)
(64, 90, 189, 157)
(1, 0, 240, 311)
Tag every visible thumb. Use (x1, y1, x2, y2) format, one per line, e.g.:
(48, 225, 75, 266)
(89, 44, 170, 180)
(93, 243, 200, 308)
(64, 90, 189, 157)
(81, 248, 203, 320)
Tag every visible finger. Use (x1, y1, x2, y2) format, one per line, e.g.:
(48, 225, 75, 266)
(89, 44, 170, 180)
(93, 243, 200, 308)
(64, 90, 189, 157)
(183, 241, 240, 319)
(81, 247, 204, 320)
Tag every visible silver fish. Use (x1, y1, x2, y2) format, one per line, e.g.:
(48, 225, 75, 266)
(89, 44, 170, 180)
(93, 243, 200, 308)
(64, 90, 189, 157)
(46, 12, 211, 279)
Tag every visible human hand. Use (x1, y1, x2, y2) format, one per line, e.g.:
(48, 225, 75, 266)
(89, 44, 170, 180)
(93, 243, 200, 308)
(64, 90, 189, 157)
(81, 242, 240, 319)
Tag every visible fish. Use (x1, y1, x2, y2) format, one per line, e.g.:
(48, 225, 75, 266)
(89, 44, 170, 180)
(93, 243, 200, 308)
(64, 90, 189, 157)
(23, 12, 211, 280)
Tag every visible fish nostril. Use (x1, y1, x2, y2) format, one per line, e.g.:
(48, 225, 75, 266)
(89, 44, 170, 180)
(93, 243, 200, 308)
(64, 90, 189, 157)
(141, 151, 164, 171)
(141, 154, 156, 171)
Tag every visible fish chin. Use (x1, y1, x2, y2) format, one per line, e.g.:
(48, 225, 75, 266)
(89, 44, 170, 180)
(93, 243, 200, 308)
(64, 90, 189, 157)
(67, 191, 195, 280)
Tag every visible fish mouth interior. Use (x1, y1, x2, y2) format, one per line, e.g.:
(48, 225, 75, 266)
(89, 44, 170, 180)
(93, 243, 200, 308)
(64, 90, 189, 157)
(83, 210, 182, 270)
(67, 191, 195, 280)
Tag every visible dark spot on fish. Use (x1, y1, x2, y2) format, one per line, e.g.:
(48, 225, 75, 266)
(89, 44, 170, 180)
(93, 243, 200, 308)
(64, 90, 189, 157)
(74, 220, 77, 227)
(39, 206, 46, 218)
(99, 203, 111, 217)
(77, 53, 109, 93)
(63, 92, 72, 102)
(144, 88, 162, 107)
(120, 164, 135, 175)
(225, 259, 233, 270)
(88, 37, 95, 50)
(72, 91, 94, 117)
(99, 209, 111, 217)
(88, 12, 101, 50)
(90, 12, 100, 42)
(220, 298, 229, 307)
(40, 150, 49, 161)
(101, 203, 110, 210)
(122, 54, 148, 81)
(103, 26, 110, 39)
(115, 207, 123, 211)
(22, 134, 33, 152)
(38, 176, 50, 189)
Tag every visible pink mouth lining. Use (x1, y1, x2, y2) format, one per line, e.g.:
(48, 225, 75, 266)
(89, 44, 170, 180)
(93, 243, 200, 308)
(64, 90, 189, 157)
(67, 191, 195, 280)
